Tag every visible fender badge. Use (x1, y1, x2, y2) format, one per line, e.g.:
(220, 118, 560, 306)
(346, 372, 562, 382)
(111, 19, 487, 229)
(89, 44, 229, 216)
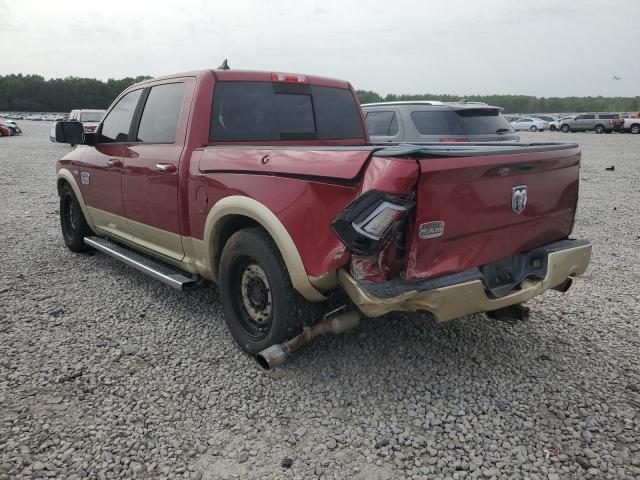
(419, 221, 444, 239)
(80, 172, 90, 185)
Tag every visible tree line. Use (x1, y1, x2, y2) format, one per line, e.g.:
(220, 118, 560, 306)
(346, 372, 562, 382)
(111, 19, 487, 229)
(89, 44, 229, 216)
(0, 74, 151, 112)
(0, 74, 638, 114)
(356, 90, 640, 114)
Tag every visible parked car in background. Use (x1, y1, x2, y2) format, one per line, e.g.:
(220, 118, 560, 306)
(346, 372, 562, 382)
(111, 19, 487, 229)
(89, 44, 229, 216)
(361, 101, 518, 143)
(622, 117, 640, 134)
(533, 115, 560, 131)
(51, 69, 591, 367)
(549, 116, 574, 132)
(559, 113, 621, 133)
(0, 119, 21, 135)
(69, 109, 107, 133)
(510, 117, 549, 132)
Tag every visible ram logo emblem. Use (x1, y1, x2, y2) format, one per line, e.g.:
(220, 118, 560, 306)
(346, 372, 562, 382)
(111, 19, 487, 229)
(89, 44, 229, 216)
(512, 185, 527, 215)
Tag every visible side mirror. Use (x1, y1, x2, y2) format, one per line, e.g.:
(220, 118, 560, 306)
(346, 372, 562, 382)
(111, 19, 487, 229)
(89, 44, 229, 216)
(53, 121, 85, 144)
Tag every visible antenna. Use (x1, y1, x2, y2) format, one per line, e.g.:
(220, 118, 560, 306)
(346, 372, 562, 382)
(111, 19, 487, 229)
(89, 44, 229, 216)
(218, 59, 230, 70)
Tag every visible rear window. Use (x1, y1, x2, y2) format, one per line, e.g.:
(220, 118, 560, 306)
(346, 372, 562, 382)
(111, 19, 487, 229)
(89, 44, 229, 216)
(210, 82, 364, 142)
(598, 113, 618, 119)
(411, 108, 513, 136)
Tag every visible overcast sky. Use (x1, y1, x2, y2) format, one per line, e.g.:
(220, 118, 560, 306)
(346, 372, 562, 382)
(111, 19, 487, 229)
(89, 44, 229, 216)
(1, 0, 639, 97)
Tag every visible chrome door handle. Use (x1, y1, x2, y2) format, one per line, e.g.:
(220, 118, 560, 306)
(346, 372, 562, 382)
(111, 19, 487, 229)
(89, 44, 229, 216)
(106, 159, 120, 167)
(156, 163, 176, 173)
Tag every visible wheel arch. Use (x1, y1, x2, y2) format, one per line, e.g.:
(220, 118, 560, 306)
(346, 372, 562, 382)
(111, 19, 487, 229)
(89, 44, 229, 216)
(201, 196, 327, 302)
(57, 169, 96, 231)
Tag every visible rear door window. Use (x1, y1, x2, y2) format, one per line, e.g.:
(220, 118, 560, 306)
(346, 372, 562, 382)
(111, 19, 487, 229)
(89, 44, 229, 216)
(210, 82, 364, 142)
(136, 83, 185, 143)
(365, 111, 399, 136)
(99, 89, 143, 143)
(598, 113, 617, 119)
(411, 111, 454, 135)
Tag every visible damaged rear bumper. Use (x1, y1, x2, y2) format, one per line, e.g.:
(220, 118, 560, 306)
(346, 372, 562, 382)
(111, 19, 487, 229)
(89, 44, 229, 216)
(339, 240, 592, 321)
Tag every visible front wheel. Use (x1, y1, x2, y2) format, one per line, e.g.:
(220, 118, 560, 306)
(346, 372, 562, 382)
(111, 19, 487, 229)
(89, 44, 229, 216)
(218, 228, 313, 354)
(529, 125, 538, 132)
(550, 125, 557, 131)
(561, 124, 571, 133)
(60, 183, 91, 252)
(630, 124, 640, 134)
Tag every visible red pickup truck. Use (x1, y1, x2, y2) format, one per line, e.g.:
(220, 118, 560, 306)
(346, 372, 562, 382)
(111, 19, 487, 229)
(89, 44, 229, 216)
(53, 69, 591, 367)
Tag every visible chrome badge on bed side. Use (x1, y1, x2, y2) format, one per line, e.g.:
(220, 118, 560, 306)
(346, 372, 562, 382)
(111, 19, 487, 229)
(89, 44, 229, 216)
(512, 185, 527, 214)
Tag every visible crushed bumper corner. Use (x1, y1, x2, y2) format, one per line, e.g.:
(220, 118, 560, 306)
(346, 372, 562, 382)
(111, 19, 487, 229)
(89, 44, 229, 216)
(339, 242, 592, 321)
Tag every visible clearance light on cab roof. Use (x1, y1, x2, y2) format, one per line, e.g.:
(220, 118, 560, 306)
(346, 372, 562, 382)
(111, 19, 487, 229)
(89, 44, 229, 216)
(271, 72, 308, 83)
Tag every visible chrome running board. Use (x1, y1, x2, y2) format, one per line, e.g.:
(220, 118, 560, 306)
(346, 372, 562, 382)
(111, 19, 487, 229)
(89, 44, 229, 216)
(84, 236, 200, 291)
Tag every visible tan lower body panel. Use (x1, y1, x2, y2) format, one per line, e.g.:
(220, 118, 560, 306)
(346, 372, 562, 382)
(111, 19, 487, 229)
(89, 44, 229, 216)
(339, 243, 592, 321)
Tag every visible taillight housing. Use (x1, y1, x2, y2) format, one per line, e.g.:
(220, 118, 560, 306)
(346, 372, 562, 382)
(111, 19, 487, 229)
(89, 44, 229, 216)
(332, 190, 414, 256)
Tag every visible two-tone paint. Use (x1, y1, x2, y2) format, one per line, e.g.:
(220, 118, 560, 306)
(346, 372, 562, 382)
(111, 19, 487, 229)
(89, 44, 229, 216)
(57, 69, 590, 319)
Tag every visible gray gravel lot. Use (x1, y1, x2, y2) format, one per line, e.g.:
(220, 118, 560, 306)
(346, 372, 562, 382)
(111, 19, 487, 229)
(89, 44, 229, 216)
(1, 122, 639, 480)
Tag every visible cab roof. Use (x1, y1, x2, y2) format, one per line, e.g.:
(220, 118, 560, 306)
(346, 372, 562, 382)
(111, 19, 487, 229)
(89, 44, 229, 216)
(131, 69, 351, 90)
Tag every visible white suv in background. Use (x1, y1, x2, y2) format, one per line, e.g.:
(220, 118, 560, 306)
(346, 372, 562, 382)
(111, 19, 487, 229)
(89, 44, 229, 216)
(68, 109, 106, 133)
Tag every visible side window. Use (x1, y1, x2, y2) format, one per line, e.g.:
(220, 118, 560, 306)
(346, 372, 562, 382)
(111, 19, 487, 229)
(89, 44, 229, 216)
(365, 111, 398, 136)
(136, 83, 185, 143)
(99, 89, 142, 143)
(574, 115, 584, 120)
(582, 114, 595, 120)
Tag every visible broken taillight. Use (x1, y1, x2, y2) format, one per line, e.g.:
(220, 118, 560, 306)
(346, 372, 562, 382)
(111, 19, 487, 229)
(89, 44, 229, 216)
(331, 190, 414, 256)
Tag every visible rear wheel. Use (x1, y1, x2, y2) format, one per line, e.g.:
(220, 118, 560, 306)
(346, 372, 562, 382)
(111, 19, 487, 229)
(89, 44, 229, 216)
(561, 124, 571, 133)
(529, 125, 538, 132)
(60, 183, 91, 252)
(218, 228, 313, 354)
(630, 124, 640, 134)
(594, 124, 604, 134)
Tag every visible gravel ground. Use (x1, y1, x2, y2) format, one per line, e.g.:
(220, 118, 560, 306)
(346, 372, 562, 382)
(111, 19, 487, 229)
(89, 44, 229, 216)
(1, 122, 639, 480)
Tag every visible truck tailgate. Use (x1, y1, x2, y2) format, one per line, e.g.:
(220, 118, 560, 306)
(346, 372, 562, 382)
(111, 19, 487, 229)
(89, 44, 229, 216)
(401, 145, 581, 281)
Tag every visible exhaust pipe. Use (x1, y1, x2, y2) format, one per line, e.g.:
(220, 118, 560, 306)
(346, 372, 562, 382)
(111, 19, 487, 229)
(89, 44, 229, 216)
(256, 307, 360, 369)
(487, 304, 530, 322)
(552, 277, 573, 293)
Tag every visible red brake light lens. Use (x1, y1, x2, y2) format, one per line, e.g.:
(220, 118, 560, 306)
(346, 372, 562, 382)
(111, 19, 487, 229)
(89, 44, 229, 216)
(271, 72, 308, 84)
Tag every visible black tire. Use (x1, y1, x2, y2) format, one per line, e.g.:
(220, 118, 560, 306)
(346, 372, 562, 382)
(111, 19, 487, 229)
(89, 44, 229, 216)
(218, 227, 313, 354)
(529, 125, 537, 132)
(550, 125, 557, 131)
(630, 124, 640, 135)
(561, 124, 571, 133)
(594, 125, 604, 134)
(60, 183, 91, 252)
